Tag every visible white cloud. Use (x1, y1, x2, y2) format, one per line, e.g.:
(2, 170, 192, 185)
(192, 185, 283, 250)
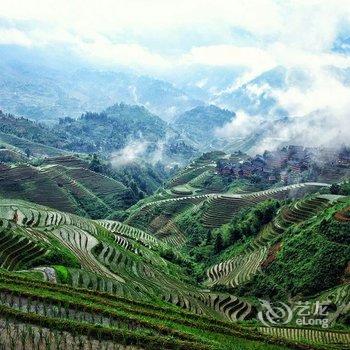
(272, 67, 350, 116)
(76, 39, 170, 70)
(0, 28, 32, 46)
(1, 0, 350, 74)
(216, 66, 350, 152)
(110, 138, 169, 167)
(181, 45, 275, 71)
(215, 111, 263, 139)
(110, 140, 148, 167)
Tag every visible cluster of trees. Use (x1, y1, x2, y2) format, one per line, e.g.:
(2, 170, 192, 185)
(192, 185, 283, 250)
(239, 203, 350, 299)
(330, 181, 350, 196)
(89, 154, 168, 203)
(176, 200, 280, 279)
(213, 199, 281, 252)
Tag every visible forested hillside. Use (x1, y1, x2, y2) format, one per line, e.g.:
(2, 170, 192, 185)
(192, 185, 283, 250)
(0, 105, 196, 162)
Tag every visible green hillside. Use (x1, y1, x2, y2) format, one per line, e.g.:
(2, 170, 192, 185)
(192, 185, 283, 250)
(0, 149, 349, 349)
(0, 176, 349, 349)
(0, 198, 312, 350)
(0, 159, 132, 218)
(173, 105, 234, 147)
(0, 191, 348, 349)
(0, 106, 197, 162)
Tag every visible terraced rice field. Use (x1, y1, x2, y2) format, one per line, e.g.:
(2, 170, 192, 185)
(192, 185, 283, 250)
(0, 160, 130, 218)
(167, 164, 216, 188)
(0, 165, 79, 213)
(202, 183, 330, 229)
(0, 220, 48, 270)
(206, 247, 268, 288)
(154, 219, 187, 246)
(0, 319, 142, 350)
(258, 327, 350, 347)
(137, 193, 217, 211)
(0, 131, 65, 157)
(205, 194, 335, 289)
(0, 269, 320, 350)
(96, 220, 160, 248)
(0, 194, 347, 349)
(192, 293, 253, 322)
(0, 199, 259, 322)
(0, 201, 97, 234)
(125, 194, 214, 238)
(50, 225, 125, 282)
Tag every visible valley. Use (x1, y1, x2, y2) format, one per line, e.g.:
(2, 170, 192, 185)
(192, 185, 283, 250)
(0, 145, 349, 349)
(0, 4, 349, 347)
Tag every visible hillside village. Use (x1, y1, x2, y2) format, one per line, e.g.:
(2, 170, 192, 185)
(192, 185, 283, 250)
(217, 145, 350, 185)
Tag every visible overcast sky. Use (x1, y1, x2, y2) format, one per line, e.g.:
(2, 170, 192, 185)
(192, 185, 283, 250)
(1, 1, 350, 148)
(1, 0, 350, 76)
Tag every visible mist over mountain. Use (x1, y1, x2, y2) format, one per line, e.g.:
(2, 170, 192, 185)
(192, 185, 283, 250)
(1, 40, 350, 153)
(0, 104, 197, 166)
(0, 3, 350, 349)
(0, 0, 350, 153)
(0, 45, 202, 123)
(173, 105, 235, 150)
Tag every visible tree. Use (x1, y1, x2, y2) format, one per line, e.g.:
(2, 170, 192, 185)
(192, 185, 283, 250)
(205, 230, 212, 245)
(25, 148, 31, 158)
(229, 227, 242, 245)
(214, 233, 224, 254)
(89, 154, 102, 173)
(330, 183, 340, 194)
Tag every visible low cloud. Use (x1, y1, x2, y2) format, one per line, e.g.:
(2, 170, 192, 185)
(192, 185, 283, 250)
(110, 140, 149, 168)
(181, 45, 275, 72)
(271, 67, 350, 117)
(216, 66, 350, 153)
(0, 28, 32, 46)
(1, 1, 350, 78)
(110, 136, 171, 168)
(215, 111, 263, 139)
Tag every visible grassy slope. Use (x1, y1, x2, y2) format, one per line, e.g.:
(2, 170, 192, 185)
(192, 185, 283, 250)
(0, 198, 308, 350)
(0, 130, 65, 157)
(0, 193, 348, 348)
(239, 197, 350, 300)
(0, 161, 131, 218)
(0, 269, 297, 350)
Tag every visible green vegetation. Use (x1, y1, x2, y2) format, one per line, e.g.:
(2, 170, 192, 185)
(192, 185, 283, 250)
(0, 198, 321, 350)
(173, 105, 234, 146)
(239, 198, 350, 299)
(216, 199, 281, 247)
(0, 147, 348, 349)
(0, 106, 195, 161)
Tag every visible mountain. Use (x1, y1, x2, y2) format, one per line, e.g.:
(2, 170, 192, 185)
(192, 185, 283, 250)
(173, 105, 235, 148)
(0, 45, 202, 123)
(214, 66, 289, 116)
(0, 145, 349, 349)
(0, 153, 171, 219)
(0, 172, 348, 349)
(0, 105, 197, 165)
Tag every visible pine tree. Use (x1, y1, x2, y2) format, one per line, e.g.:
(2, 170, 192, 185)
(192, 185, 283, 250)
(214, 233, 223, 254)
(205, 230, 212, 245)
